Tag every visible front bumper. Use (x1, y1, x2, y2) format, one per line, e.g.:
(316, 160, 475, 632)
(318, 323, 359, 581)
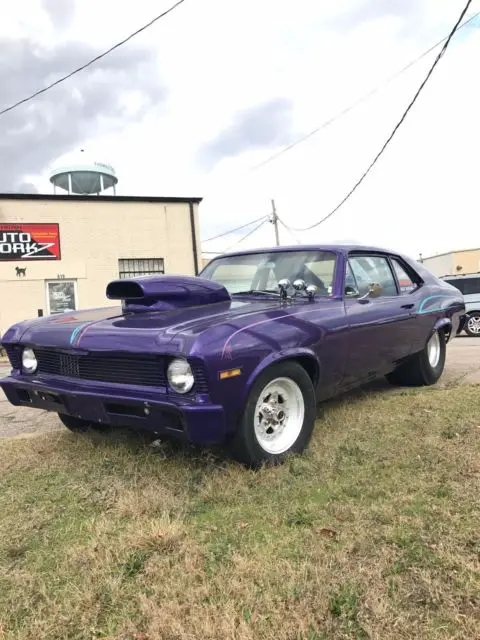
(0, 372, 227, 444)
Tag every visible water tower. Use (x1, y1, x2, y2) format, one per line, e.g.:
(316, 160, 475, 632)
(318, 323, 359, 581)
(49, 150, 118, 195)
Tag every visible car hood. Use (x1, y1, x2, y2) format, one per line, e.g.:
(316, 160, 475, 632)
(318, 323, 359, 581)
(2, 299, 287, 354)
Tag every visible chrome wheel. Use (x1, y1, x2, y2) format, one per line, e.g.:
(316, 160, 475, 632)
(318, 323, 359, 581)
(427, 331, 441, 368)
(467, 315, 480, 335)
(254, 377, 305, 454)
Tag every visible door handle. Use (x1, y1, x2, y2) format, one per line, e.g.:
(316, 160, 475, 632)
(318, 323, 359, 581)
(401, 303, 415, 309)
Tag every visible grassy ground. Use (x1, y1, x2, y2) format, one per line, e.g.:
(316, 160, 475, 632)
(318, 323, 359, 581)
(0, 384, 479, 640)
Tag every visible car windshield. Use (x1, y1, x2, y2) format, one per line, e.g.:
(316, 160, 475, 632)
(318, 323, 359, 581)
(200, 250, 337, 296)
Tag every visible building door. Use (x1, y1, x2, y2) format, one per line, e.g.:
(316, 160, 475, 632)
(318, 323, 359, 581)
(46, 280, 78, 315)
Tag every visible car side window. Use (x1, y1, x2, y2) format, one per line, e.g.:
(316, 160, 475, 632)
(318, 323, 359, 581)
(391, 259, 417, 294)
(446, 277, 480, 296)
(348, 256, 398, 297)
(464, 277, 480, 295)
(444, 279, 464, 294)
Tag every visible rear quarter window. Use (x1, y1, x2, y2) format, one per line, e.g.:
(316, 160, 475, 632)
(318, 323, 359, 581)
(390, 257, 417, 294)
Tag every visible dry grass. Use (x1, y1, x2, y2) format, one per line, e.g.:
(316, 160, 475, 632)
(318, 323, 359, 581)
(0, 383, 479, 640)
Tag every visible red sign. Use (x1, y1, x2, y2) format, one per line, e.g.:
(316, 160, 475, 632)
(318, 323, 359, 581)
(0, 223, 61, 261)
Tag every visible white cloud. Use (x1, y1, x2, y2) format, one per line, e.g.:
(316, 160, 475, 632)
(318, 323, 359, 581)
(2, 0, 479, 262)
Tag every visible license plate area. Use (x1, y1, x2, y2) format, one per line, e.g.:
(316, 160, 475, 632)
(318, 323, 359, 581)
(64, 395, 108, 423)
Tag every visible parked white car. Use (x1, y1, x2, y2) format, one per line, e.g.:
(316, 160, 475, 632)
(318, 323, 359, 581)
(442, 273, 480, 337)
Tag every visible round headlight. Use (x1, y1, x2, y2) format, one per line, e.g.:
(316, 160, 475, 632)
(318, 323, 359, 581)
(22, 347, 38, 374)
(167, 358, 194, 394)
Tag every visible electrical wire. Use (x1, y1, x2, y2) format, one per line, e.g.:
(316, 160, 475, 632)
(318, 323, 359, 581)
(222, 218, 268, 254)
(277, 217, 301, 244)
(0, 0, 261, 255)
(202, 215, 269, 243)
(251, 9, 480, 171)
(202, 8, 479, 247)
(283, 0, 473, 233)
(0, 0, 186, 117)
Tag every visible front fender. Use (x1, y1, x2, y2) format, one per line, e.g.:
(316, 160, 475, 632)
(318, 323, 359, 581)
(1, 321, 30, 345)
(243, 348, 320, 401)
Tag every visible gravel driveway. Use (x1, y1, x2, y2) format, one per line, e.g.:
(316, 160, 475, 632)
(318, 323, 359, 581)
(1, 336, 479, 439)
(0, 364, 62, 438)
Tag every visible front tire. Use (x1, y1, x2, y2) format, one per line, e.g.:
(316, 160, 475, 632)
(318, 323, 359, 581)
(386, 328, 446, 387)
(229, 361, 316, 468)
(464, 312, 480, 337)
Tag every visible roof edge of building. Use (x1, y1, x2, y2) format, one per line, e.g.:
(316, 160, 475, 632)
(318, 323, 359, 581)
(422, 247, 480, 261)
(0, 193, 202, 204)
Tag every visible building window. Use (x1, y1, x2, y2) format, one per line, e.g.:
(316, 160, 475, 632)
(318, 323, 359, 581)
(118, 258, 164, 279)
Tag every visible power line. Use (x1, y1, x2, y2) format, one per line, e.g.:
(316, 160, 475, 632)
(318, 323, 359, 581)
(251, 9, 480, 171)
(283, 0, 473, 233)
(0, 0, 186, 118)
(277, 217, 301, 244)
(223, 219, 268, 254)
(200, 8, 480, 244)
(202, 215, 268, 243)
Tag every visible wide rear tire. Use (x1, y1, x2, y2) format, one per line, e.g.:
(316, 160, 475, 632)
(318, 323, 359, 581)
(386, 328, 446, 387)
(229, 361, 316, 468)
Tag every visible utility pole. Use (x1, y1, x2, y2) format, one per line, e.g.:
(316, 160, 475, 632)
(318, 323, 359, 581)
(270, 199, 280, 246)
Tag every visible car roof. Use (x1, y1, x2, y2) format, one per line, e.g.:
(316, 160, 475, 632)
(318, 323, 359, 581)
(221, 244, 406, 259)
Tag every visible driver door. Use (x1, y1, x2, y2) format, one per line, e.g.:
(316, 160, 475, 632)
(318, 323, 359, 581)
(343, 254, 414, 385)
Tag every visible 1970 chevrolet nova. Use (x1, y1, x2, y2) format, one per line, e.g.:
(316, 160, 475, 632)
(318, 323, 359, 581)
(0, 245, 466, 466)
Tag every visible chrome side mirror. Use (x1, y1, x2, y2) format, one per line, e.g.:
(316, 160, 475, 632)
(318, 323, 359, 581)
(344, 285, 359, 298)
(358, 282, 382, 301)
(369, 282, 383, 298)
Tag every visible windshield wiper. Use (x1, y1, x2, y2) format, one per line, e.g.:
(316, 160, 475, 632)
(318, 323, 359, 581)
(232, 289, 280, 297)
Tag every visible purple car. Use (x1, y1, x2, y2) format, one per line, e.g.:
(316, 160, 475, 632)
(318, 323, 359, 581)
(0, 245, 466, 466)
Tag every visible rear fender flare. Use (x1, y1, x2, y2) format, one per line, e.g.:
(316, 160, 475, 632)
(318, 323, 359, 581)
(433, 318, 452, 342)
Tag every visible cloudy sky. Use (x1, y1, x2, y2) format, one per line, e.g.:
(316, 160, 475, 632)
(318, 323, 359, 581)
(1, 0, 479, 261)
